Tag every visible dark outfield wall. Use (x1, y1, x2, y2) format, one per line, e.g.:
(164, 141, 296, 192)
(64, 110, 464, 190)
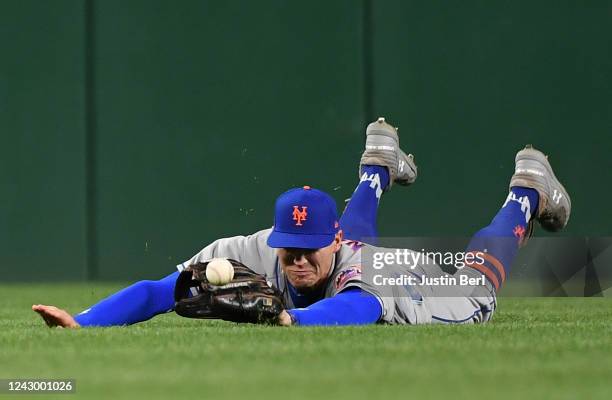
(0, 1, 87, 281)
(1, 1, 610, 281)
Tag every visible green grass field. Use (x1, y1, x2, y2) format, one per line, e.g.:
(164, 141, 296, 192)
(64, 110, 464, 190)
(1, 284, 611, 400)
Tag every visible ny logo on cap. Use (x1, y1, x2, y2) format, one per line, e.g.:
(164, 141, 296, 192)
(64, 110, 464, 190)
(292, 206, 308, 226)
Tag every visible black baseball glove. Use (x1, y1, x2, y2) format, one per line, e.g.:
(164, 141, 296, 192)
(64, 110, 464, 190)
(174, 259, 285, 324)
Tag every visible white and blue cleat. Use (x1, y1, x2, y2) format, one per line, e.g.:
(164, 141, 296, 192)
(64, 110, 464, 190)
(510, 144, 572, 233)
(359, 117, 418, 190)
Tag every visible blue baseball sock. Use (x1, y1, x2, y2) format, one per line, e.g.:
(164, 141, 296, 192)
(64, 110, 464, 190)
(74, 271, 179, 327)
(339, 165, 390, 244)
(465, 187, 539, 291)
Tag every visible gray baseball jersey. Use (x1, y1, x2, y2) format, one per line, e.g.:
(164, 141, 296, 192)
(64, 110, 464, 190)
(177, 228, 497, 324)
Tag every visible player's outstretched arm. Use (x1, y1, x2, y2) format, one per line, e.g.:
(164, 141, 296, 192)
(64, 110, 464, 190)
(32, 271, 178, 328)
(283, 288, 382, 326)
(32, 305, 80, 328)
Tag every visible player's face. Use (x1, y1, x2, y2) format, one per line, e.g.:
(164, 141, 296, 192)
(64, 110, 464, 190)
(277, 231, 343, 291)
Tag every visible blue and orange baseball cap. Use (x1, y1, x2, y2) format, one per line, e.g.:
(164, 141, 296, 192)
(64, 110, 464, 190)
(267, 186, 340, 249)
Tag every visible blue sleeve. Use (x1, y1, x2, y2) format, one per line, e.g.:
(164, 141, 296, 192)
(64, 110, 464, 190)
(287, 287, 382, 326)
(74, 271, 178, 327)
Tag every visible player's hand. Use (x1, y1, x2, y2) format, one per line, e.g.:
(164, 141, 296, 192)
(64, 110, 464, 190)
(278, 310, 293, 326)
(32, 304, 80, 329)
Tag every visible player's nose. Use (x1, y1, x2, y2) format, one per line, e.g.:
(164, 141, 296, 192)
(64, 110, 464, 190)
(292, 253, 309, 266)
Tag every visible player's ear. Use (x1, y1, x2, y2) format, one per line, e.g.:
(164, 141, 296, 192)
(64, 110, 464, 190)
(332, 230, 343, 252)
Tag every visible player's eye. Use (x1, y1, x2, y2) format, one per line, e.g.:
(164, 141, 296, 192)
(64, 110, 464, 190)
(280, 252, 294, 265)
(282, 248, 317, 264)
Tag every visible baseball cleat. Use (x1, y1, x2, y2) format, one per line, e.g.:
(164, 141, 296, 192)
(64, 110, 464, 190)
(359, 117, 417, 189)
(509, 145, 571, 232)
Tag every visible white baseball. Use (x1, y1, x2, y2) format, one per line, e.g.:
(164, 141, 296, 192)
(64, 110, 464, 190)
(205, 258, 235, 285)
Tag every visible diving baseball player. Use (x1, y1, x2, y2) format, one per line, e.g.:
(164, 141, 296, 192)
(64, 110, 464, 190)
(33, 117, 571, 327)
